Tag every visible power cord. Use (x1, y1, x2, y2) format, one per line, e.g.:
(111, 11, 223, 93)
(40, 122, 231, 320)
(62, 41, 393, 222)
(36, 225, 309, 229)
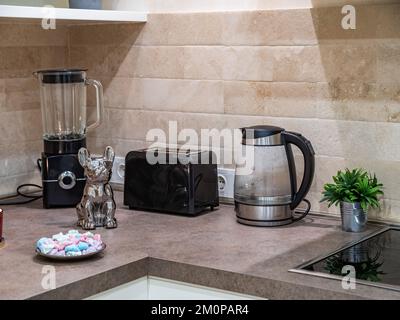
(0, 159, 43, 205)
(0, 184, 43, 205)
(17, 184, 43, 201)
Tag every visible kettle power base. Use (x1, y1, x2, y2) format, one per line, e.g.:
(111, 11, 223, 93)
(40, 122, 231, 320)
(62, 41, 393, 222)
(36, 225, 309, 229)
(236, 216, 294, 227)
(235, 200, 311, 227)
(235, 202, 296, 227)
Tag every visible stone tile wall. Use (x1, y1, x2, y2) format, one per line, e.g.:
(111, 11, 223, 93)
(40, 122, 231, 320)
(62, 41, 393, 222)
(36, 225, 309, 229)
(0, 23, 68, 196)
(1, 4, 400, 223)
(69, 4, 400, 221)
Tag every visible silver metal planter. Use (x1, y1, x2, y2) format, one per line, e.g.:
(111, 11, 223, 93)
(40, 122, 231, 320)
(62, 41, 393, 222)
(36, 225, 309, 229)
(340, 201, 367, 232)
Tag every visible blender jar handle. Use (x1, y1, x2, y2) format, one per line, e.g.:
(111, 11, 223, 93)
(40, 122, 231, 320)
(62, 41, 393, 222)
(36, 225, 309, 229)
(85, 79, 104, 132)
(282, 131, 315, 210)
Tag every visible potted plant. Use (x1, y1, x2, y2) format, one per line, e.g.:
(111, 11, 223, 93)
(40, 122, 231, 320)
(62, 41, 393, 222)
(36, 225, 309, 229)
(321, 168, 383, 232)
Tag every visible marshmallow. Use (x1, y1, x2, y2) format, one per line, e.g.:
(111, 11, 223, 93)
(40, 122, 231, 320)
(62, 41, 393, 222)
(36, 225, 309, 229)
(37, 230, 103, 257)
(78, 241, 89, 251)
(37, 238, 56, 254)
(65, 244, 80, 253)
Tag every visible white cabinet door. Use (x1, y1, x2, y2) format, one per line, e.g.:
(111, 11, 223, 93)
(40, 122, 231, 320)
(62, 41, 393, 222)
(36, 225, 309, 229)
(87, 276, 263, 300)
(148, 277, 259, 300)
(88, 276, 148, 300)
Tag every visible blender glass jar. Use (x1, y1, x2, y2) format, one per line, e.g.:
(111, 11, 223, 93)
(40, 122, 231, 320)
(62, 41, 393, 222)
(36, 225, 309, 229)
(33, 69, 103, 143)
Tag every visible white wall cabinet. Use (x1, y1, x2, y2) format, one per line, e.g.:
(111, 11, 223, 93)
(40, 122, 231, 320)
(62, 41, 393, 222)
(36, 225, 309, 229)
(0, 4, 147, 23)
(88, 276, 263, 300)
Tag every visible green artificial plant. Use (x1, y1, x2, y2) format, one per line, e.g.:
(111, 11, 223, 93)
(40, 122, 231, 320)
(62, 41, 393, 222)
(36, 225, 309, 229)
(321, 168, 383, 211)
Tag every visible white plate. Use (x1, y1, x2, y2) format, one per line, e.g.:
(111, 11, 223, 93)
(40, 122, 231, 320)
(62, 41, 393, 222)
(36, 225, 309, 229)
(36, 243, 106, 261)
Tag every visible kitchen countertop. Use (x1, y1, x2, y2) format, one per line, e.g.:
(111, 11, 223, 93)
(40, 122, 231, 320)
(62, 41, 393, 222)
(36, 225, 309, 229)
(1, 193, 399, 300)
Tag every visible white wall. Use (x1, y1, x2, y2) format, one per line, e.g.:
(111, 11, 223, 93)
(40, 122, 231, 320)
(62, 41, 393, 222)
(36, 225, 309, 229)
(102, 0, 147, 11)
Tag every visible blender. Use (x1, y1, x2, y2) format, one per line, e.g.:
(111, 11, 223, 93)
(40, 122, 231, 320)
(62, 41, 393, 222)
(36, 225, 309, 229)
(34, 69, 103, 208)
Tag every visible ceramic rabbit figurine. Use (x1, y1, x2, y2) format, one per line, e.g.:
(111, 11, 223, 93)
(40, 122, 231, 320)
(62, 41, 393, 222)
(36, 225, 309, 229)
(76, 146, 117, 230)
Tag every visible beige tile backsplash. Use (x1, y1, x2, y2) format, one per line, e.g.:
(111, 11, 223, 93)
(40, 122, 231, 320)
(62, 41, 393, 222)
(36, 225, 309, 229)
(0, 23, 68, 196)
(1, 4, 400, 222)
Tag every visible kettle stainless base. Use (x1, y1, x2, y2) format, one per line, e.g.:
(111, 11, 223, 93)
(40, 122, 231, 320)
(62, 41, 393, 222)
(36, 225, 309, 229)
(235, 200, 311, 227)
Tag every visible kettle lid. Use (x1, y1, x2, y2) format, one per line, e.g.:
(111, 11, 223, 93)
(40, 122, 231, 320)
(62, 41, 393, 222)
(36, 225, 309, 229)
(241, 125, 284, 139)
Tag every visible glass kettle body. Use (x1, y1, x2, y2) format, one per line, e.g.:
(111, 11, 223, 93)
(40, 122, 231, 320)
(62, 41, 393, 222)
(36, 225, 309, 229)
(234, 125, 315, 226)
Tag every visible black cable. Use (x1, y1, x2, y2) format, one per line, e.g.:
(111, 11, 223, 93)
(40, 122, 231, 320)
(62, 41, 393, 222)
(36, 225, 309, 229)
(292, 199, 311, 222)
(0, 184, 43, 205)
(17, 184, 42, 198)
(0, 158, 44, 205)
(36, 159, 42, 172)
(0, 196, 41, 205)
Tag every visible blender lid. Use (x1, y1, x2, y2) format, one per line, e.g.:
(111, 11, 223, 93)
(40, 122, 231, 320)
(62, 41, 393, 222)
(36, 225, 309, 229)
(241, 125, 284, 139)
(34, 68, 88, 84)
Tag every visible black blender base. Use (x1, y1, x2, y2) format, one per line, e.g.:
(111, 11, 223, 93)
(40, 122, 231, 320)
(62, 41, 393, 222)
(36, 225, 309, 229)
(42, 182, 85, 208)
(41, 141, 86, 208)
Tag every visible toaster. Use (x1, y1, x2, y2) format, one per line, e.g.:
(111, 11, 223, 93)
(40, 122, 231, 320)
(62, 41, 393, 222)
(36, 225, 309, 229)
(124, 148, 219, 215)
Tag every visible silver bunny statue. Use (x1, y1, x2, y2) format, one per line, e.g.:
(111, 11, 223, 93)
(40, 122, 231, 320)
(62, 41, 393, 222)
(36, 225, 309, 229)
(76, 146, 117, 230)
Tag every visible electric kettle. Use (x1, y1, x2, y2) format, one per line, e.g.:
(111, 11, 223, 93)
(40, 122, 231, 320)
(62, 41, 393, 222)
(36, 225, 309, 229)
(234, 125, 315, 226)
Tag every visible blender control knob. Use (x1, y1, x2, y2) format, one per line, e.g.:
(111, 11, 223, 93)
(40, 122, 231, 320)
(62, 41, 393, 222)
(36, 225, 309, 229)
(58, 171, 77, 190)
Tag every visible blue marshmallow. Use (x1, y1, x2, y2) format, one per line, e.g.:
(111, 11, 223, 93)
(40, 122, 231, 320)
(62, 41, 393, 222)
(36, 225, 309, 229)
(65, 244, 80, 252)
(78, 242, 89, 251)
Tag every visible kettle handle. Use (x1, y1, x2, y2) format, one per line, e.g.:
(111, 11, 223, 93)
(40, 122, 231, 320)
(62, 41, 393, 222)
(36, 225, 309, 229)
(282, 131, 315, 210)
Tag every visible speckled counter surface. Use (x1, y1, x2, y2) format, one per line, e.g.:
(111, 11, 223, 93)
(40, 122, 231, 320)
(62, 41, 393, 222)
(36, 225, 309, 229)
(0, 193, 398, 300)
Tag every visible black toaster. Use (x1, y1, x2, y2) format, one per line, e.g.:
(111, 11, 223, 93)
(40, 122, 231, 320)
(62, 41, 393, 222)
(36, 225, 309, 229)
(124, 148, 219, 215)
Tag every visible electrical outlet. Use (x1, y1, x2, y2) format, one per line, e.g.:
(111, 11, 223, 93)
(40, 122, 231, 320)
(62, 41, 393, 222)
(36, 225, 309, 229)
(218, 167, 235, 203)
(110, 156, 125, 185)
